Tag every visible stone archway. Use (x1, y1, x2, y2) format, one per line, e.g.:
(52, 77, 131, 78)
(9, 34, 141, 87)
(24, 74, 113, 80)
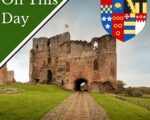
(74, 78, 88, 91)
(101, 81, 115, 93)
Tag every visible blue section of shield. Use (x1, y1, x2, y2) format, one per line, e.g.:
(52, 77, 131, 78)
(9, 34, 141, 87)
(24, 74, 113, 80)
(124, 26, 135, 30)
(128, 18, 136, 21)
(101, 14, 112, 35)
(124, 34, 135, 42)
(112, 0, 124, 13)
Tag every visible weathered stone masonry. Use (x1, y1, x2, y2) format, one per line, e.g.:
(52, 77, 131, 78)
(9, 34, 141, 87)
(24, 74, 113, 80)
(29, 32, 117, 92)
(0, 65, 15, 85)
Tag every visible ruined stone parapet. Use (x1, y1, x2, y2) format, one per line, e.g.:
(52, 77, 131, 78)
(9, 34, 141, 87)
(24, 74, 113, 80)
(32, 32, 70, 52)
(0, 65, 15, 85)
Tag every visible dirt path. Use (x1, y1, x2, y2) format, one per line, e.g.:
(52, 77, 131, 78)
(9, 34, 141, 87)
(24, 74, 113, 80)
(42, 92, 110, 120)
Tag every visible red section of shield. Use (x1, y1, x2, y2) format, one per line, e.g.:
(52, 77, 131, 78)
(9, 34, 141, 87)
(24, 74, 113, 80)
(124, 14, 130, 20)
(136, 13, 147, 22)
(101, 0, 112, 5)
(112, 14, 124, 42)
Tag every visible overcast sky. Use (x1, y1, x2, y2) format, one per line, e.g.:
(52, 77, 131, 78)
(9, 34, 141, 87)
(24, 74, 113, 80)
(7, 0, 150, 87)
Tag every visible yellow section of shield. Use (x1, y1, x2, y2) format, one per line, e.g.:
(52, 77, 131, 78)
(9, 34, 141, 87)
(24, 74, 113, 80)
(124, 22, 135, 26)
(124, 30, 135, 34)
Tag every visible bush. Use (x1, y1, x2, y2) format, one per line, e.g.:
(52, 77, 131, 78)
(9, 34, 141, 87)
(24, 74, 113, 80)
(125, 87, 143, 97)
(132, 91, 143, 97)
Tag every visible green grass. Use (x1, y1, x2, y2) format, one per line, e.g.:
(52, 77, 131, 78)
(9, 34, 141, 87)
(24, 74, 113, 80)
(0, 84, 71, 120)
(143, 94, 150, 98)
(91, 93, 150, 120)
(126, 96, 150, 110)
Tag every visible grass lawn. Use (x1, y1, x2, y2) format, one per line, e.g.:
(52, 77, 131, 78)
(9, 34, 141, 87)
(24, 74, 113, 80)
(125, 96, 150, 110)
(143, 94, 150, 98)
(91, 93, 150, 120)
(0, 84, 71, 120)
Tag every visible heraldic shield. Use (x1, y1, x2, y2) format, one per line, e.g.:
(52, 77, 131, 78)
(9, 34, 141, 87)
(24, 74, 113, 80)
(100, 0, 147, 42)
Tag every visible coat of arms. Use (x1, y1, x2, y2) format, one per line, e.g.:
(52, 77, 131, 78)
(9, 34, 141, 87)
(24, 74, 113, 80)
(100, 0, 147, 42)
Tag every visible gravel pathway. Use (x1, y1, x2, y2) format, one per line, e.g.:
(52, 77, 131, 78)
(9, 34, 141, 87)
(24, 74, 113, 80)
(42, 92, 110, 120)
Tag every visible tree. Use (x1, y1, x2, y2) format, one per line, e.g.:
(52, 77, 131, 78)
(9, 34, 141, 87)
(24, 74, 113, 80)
(116, 80, 126, 94)
(125, 87, 133, 96)
(125, 87, 143, 97)
(132, 90, 143, 97)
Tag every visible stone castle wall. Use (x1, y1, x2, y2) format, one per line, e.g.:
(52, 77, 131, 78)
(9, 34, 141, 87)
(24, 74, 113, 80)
(29, 32, 117, 92)
(0, 65, 15, 85)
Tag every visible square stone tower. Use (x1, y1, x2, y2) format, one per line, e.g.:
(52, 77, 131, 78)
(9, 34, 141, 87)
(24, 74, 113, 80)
(29, 32, 117, 92)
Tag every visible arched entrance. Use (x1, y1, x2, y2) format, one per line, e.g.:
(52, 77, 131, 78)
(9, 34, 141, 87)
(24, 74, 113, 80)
(47, 70, 52, 84)
(74, 78, 88, 91)
(101, 81, 115, 93)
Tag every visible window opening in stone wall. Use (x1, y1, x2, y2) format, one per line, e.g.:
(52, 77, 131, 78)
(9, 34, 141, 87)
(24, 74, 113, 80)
(36, 44, 38, 50)
(35, 79, 39, 83)
(67, 44, 71, 54)
(48, 57, 51, 63)
(94, 59, 99, 70)
(94, 41, 98, 50)
(47, 70, 52, 84)
(47, 40, 50, 47)
(61, 80, 64, 86)
(66, 62, 70, 72)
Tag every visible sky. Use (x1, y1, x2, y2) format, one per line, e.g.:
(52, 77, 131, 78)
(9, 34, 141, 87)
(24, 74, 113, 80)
(7, 0, 150, 87)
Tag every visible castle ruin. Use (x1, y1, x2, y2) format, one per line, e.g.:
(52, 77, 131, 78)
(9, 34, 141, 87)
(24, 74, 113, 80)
(29, 32, 117, 92)
(0, 65, 15, 85)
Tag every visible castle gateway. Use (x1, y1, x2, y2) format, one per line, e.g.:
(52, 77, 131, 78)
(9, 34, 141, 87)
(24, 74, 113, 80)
(29, 32, 117, 92)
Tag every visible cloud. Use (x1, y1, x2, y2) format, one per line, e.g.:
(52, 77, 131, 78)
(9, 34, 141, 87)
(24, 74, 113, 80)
(7, 40, 32, 82)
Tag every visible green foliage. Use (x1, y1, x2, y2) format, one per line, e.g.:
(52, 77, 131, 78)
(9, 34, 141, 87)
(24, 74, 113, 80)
(132, 91, 143, 97)
(116, 80, 126, 94)
(91, 93, 150, 120)
(125, 87, 134, 96)
(125, 87, 143, 97)
(131, 87, 150, 94)
(0, 84, 71, 120)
